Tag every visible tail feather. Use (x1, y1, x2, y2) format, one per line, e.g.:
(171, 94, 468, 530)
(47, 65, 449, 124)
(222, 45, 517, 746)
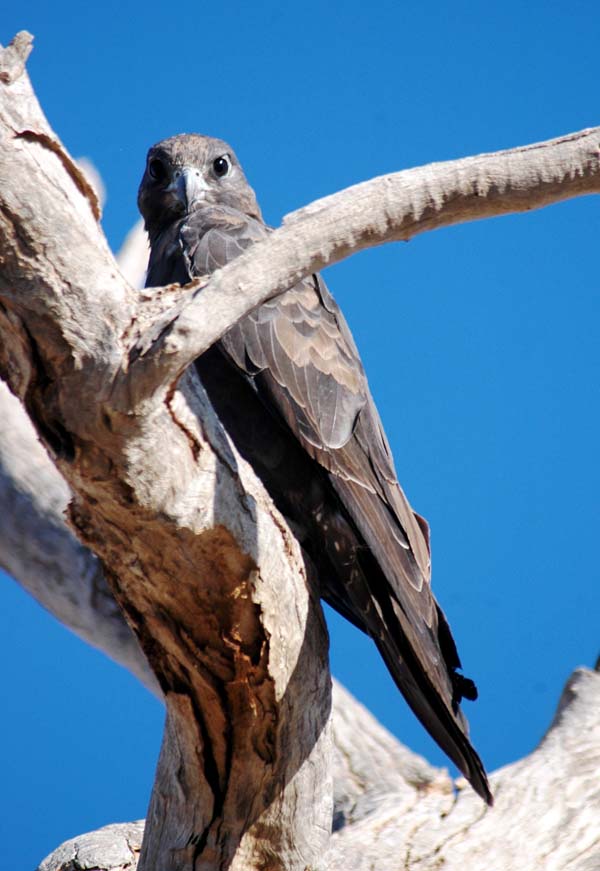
(375, 635, 493, 804)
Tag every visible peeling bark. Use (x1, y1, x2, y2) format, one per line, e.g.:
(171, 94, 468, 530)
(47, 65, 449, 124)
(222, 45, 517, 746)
(0, 380, 443, 828)
(0, 33, 332, 871)
(1, 29, 599, 871)
(36, 668, 600, 871)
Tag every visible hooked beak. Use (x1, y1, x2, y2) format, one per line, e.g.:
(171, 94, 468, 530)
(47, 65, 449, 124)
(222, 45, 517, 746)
(169, 166, 209, 211)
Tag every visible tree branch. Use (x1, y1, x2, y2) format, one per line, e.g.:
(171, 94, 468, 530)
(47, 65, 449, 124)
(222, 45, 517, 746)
(0, 381, 443, 817)
(1, 29, 599, 871)
(36, 666, 600, 870)
(0, 379, 162, 695)
(122, 128, 600, 402)
(0, 34, 332, 871)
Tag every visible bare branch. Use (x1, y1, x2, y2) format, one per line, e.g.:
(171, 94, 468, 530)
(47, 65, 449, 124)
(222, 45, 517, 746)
(0, 30, 33, 84)
(2, 32, 598, 413)
(2, 29, 599, 871)
(0, 382, 439, 817)
(0, 36, 333, 870)
(328, 666, 600, 870)
(37, 667, 600, 871)
(0, 380, 162, 696)
(123, 127, 600, 401)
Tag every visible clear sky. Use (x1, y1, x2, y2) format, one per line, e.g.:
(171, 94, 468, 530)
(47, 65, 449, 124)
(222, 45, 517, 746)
(1, 2, 598, 868)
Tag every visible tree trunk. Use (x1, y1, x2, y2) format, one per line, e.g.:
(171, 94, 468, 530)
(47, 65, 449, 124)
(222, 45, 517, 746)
(1, 30, 599, 871)
(35, 668, 600, 871)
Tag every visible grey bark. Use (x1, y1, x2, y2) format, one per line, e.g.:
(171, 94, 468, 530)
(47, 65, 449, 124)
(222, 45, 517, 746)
(1, 30, 599, 871)
(0, 33, 332, 871)
(0, 380, 161, 695)
(36, 667, 600, 871)
(328, 666, 600, 871)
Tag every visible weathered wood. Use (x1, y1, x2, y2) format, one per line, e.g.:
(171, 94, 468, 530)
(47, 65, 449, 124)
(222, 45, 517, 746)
(0, 382, 160, 694)
(37, 822, 145, 871)
(0, 380, 445, 833)
(1, 29, 599, 871)
(328, 666, 600, 871)
(36, 667, 600, 871)
(0, 33, 332, 871)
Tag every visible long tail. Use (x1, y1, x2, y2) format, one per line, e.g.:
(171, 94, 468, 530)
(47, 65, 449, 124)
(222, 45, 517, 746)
(375, 629, 493, 804)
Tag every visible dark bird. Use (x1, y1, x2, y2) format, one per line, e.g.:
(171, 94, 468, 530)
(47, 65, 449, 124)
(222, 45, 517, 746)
(138, 134, 492, 804)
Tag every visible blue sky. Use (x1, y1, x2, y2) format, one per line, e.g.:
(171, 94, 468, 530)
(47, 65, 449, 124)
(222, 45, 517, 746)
(1, 2, 598, 867)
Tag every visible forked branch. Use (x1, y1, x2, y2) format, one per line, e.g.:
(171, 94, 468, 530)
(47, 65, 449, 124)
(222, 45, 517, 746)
(1, 29, 599, 871)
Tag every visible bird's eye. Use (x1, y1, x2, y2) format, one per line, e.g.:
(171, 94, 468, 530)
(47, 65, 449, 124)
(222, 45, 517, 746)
(148, 158, 167, 182)
(213, 155, 230, 178)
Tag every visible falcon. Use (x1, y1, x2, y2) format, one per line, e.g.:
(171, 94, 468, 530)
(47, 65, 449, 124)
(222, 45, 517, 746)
(138, 134, 492, 804)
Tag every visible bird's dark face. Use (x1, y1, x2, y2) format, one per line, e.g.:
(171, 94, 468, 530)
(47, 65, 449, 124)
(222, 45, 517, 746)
(138, 133, 262, 237)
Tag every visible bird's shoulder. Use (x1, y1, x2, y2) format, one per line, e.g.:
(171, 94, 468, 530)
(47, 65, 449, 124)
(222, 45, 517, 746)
(182, 205, 269, 275)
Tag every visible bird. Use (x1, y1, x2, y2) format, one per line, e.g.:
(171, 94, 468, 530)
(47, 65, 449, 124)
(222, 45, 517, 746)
(138, 133, 493, 805)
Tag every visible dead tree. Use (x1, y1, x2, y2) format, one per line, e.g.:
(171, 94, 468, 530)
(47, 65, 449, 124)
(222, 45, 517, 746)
(1, 32, 599, 871)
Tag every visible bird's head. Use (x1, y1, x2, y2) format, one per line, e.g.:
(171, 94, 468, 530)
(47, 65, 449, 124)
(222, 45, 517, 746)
(138, 133, 262, 237)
